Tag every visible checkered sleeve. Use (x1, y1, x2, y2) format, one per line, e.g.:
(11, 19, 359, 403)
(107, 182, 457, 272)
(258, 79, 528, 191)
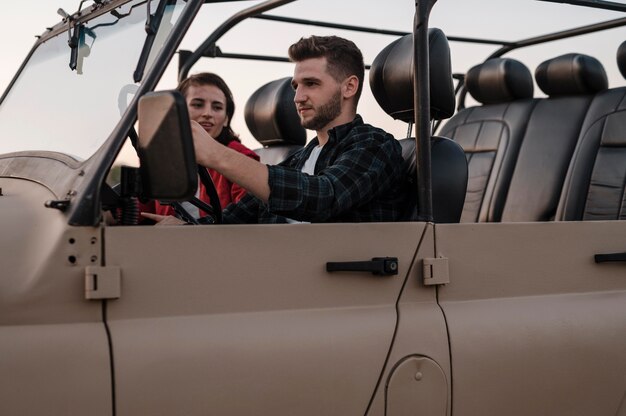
(266, 127, 402, 222)
(221, 193, 262, 224)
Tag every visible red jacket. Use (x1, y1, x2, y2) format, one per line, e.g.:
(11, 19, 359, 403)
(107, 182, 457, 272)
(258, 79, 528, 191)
(143, 140, 259, 219)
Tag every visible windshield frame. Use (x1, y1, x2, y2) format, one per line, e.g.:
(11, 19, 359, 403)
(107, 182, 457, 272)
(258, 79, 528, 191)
(0, 1, 148, 108)
(0, 0, 205, 226)
(69, 0, 205, 225)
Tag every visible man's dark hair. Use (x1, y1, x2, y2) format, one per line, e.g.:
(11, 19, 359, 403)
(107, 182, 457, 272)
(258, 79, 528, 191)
(288, 35, 365, 103)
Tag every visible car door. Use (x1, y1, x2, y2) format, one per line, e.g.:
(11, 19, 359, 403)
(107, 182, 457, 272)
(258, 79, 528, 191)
(435, 221, 626, 416)
(104, 221, 427, 415)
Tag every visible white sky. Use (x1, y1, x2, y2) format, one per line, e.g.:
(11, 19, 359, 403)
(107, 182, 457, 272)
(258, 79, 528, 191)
(1, 0, 625, 163)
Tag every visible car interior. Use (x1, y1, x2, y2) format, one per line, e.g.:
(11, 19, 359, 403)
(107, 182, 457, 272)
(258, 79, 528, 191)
(241, 34, 626, 224)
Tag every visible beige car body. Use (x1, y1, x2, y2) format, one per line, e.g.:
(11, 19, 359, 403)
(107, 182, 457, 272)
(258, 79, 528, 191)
(2, 178, 625, 415)
(0, 0, 625, 415)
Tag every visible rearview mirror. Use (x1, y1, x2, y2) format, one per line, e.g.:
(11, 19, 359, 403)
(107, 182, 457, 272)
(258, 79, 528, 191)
(137, 90, 197, 201)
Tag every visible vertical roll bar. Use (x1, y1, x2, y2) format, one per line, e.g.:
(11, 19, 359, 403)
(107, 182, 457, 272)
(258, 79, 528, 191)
(413, 0, 437, 222)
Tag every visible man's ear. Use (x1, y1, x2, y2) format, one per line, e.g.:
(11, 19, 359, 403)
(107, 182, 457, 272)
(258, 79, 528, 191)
(342, 75, 359, 99)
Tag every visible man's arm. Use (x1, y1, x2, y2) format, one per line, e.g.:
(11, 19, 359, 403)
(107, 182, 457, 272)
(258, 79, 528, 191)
(266, 130, 402, 222)
(191, 121, 270, 203)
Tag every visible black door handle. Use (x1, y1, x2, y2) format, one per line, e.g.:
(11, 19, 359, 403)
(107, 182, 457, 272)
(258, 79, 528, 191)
(594, 252, 626, 263)
(326, 257, 399, 276)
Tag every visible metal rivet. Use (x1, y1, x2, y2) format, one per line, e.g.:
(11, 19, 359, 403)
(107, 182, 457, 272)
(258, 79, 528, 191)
(90, 256, 98, 263)
(90, 237, 97, 244)
(415, 372, 423, 381)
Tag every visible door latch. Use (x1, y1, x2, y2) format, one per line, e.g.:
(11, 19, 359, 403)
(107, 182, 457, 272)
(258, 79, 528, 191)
(423, 257, 449, 286)
(85, 266, 121, 300)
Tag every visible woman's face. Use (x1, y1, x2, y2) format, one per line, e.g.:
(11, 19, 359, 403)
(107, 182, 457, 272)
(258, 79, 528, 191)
(185, 84, 229, 138)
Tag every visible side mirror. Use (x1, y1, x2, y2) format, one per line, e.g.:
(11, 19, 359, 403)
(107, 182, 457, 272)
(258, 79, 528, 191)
(137, 90, 197, 201)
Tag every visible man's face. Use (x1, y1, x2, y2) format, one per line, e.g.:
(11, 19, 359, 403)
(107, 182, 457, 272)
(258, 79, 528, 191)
(292, 57, 343, 132)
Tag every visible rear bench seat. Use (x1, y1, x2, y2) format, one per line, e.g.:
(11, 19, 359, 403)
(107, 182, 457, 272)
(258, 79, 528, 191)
(439, 58, 536, 222)
(500, 53, 608, 222)
(556, 41, 626, 221)
(441, 54, 608, 223)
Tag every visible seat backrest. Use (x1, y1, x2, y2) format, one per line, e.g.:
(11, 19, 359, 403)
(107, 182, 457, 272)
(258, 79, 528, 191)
(399, 137, 468, 223)
(244, 77, 306, 165)
(439, 58, 536, 222)
(556, 41, 626, 221)
(370, 28, 468, 223)
(500, 53, 608, 222)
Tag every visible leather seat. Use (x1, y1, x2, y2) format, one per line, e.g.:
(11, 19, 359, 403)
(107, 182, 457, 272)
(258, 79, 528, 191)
(370, 29, 467, 223)
(556, 42, 626, 221)
(439, 58, 536, 222)
(244, 77, 306, 165)
(500, 53, 608, 222)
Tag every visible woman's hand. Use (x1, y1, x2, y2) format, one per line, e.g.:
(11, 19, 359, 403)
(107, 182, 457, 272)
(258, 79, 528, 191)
(141, 212, 187, 226)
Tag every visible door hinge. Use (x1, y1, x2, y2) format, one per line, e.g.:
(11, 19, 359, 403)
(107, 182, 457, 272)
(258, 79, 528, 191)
(423, 257, 449, 286)
(85, 266, 121, 300)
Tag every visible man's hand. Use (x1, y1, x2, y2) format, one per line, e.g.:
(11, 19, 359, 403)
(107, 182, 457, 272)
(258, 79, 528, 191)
(141, 212, 187, 226)
(190, 120, 222, 167)
(190, 120, 271, 203)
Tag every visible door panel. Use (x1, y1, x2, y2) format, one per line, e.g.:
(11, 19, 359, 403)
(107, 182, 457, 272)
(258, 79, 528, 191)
(105, 222, 426, 415)
(367, 225, 451, 416)
(436, 221, 626, 416)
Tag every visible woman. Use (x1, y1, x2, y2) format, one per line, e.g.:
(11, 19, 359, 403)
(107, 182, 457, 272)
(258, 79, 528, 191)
(144, 72, 259, 222)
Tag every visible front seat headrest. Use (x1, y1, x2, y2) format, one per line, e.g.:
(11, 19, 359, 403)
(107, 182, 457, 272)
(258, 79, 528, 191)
(617, 40, 626, 79)
(369, 28, 455, 122)
(244, 77, 306, 147)
(535, 53, 608, 96)
(466, 58, 534, 104)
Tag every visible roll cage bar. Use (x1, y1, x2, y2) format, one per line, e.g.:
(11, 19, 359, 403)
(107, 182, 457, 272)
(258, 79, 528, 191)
(542, 0, 626, 12)
(178, 0, 626, 222)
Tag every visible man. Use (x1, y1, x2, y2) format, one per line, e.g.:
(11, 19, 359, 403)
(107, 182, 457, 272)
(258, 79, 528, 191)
(151, 35, 406, 224)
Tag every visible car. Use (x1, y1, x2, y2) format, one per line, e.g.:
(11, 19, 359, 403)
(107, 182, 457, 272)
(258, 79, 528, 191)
(0, 0, 625, 415)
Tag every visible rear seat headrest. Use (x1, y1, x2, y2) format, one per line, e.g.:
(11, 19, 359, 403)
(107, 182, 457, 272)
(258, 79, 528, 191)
(369, 28, 455, 122)
(465, 58, 534, 104)
(535, 53, 608, 96)
(617, 40, 626, 79)
(244, 77, 306, 147)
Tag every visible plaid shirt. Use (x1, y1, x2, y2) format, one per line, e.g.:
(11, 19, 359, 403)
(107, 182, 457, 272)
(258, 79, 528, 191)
(222, 115, 406, 224)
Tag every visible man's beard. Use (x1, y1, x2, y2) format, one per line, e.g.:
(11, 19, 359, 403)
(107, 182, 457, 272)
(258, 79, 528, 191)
(301, 90, 342, 131)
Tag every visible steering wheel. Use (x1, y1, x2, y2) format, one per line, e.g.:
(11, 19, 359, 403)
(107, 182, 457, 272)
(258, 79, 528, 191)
(118, 129, 222, 225)
(169, 165, 222, 224)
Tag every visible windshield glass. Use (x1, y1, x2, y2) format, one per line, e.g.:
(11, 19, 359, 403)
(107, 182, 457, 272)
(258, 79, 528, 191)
(0, 0, 187, 161)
